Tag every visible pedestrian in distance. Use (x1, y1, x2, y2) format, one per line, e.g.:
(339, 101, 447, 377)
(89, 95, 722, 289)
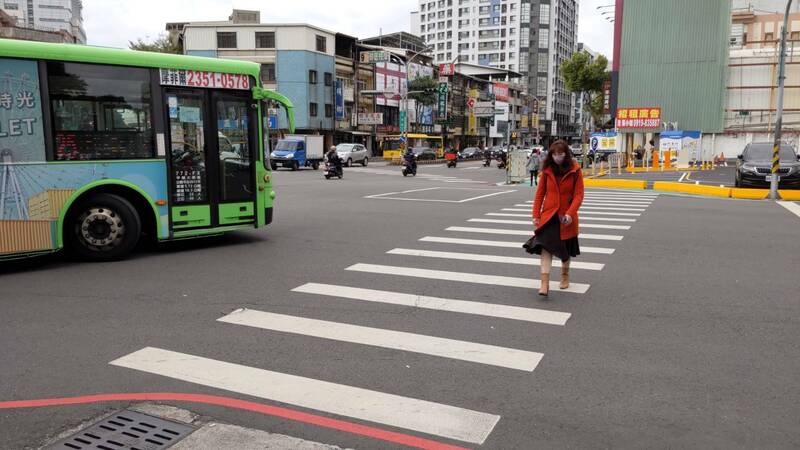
(529, 140, 585, 297)
(527, 149, 540, 186)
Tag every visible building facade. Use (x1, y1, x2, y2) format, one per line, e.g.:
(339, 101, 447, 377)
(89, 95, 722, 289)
(0, 0, 84, 43)
(181, 11, 340, 147)
(413, 0, 579, 143)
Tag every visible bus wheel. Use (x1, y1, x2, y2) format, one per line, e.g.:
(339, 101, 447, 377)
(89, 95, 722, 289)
(68, 193, 141, 261)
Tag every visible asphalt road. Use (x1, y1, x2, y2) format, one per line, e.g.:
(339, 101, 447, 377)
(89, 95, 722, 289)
(587, 163, 740, 187)
(2, 160, 800, 449)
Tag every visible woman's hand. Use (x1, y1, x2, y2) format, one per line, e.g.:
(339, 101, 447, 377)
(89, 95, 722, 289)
(561, 214, 573, 225)
(533, 217, 540, 228)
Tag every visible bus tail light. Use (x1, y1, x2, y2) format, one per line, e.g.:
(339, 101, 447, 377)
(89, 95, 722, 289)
(155, 200, 167, 206)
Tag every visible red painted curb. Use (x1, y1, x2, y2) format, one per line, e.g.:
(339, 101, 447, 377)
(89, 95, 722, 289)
(0, 392, 470, 450)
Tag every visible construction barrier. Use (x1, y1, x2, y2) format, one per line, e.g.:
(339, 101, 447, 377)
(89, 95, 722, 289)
(584, 179, 647, 189)
(730, 188, 770, 200)
(779, 190, 800, 201)
(653, 181, 731, 198)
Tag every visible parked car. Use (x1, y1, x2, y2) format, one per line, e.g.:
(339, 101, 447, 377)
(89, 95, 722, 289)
(412, 147, 438, 160)
(735, 142, 800, 188)
(459, 147, 483, 159)
(336, 143, 369, 167)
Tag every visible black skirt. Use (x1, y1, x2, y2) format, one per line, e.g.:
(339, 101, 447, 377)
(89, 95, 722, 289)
(530, 216, 580, 262)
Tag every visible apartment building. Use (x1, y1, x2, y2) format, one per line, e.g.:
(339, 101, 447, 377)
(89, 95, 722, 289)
(0, 0, 85, 43)
(413, 0, 579, 142)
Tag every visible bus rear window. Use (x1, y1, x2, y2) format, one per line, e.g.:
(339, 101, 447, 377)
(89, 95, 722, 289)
(47, 62, 154, 160)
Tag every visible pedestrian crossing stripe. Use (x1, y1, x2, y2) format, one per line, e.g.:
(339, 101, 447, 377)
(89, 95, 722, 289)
(419, 236, 616, 254)
(486, 213, 636, 223)
(110, 347, 500, 444)
(218, 309, 543, 371)
(501, 208, 642, 217)
(445, 226, 625, 241)
(580, 206, 646, 212)
(581, 201, 653, 207)
(291, 283, 572, 325)
(387, 248, 605, 270)
(346, 263, 591, 294)
(468, 218, 631, 230)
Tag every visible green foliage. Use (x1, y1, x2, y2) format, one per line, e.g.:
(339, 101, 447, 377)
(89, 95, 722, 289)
(129, 34, 181, 54)
(560, 51, 610, 125)
(407, 76, 439, 106)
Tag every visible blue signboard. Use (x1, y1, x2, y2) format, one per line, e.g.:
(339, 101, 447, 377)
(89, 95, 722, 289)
(268, 116, 277, 129)
(335, 80, 345, 120)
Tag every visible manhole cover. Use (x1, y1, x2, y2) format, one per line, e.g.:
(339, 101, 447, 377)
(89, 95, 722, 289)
(47, 409, 194, 449)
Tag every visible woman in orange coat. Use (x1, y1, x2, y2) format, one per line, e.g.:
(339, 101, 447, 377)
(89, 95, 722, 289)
(531, 140, 585, 296)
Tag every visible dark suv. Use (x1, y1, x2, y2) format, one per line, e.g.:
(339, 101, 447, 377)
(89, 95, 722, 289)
(735, 143, 800, 188)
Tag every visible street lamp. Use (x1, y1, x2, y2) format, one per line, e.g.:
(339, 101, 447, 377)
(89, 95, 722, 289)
(770, 0, 793, 200)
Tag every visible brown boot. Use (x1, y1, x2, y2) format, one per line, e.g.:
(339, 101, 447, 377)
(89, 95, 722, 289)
(560, 266, 570, 289)
(539, 273, 550, 296)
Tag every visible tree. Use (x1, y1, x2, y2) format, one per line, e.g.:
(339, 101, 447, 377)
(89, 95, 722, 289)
(407, 76, 439, 132)
(129, 33, 181, 54)
(560, 51, 610, 137)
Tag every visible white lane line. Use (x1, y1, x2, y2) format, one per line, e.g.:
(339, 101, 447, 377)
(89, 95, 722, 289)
(110, 347, 500, 444)
(346, 263, 591, 294)
(420, 236, 615, 254)
(445, 227, 624, 241)
(468, 218, 631, 230)
(486, 213, 635, 223)
(584, 190, 659, 197)
(219, 309, 543, 372)
(582, 198, 654, 204)
(678, 172, 688, 183)
(777, 201, 800, 219)
(292, 283, 572, 326)
(581, 206, 646, 212)
(387, 248, 605, 270)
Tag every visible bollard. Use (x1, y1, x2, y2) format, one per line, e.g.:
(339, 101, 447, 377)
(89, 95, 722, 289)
(652, 149, 660, 170)
(664, 150, 671, 169)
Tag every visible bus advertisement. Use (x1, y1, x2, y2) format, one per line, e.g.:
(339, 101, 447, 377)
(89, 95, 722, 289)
(0, 39, 294, 261)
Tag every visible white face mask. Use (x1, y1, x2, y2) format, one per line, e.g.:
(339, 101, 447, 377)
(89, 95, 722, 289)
(553, 154, 566, 165)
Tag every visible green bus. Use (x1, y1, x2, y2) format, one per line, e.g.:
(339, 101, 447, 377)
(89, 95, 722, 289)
(0, 38, 294, 261)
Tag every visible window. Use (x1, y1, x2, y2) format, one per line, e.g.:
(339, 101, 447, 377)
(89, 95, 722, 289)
(538, 56, 548, 73)
(537, 77, 547, 96)
(309, 70, 317, 84)
(325, 104, 333, 117)
(324, 72, 333, 86)
(765, 32, 774, 43)
(4, 2, 18, 9)
(540, 4, 550, 25)
(539, 32, 549, 49)
(47, 62, 154, 160)
(255, 31, 275, 48)
(310, 102, 318, 117)
(216, 97, 253, 201)
(316, 35, 327, 52)
(217, 32, 237, 49)
(260, 63, 275, 82)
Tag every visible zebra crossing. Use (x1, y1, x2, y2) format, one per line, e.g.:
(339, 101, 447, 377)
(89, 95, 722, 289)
(109, 189, 659, 446)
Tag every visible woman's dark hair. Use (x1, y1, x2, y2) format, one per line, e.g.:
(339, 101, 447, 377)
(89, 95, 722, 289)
(543, 140, 574, 171)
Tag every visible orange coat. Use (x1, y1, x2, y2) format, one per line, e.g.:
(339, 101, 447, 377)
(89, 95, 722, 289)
(532, 162, 585, 240)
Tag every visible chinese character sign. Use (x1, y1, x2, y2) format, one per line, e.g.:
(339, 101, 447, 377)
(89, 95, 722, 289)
(335, 80, 345, 120)
(0, 58, 45, 162)
(615, 107, 661, 129)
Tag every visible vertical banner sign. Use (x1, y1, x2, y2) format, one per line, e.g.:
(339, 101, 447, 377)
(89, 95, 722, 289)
(399, 110, 406, 134)
(437, 82, 448, 121)
(0, 58, 45, 162)
(334, 80, 345, 120)
(602, 80, 611, 114)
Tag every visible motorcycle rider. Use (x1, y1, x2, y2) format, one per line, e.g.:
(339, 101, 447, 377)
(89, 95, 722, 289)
(326, 145, 343, 176)
(483, 145, 492, 167)
(403, 146, 417, 174)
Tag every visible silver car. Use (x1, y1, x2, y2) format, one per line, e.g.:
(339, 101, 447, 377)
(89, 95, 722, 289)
(336, 143, 369, 167)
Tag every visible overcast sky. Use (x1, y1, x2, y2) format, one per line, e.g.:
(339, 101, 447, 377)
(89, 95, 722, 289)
(85, 0, 614, 58)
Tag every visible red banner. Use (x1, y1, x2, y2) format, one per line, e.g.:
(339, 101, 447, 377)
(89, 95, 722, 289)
(615, 107, 661, 128)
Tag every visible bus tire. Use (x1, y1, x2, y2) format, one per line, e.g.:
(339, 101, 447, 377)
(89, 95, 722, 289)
(67, 193, 141, 261)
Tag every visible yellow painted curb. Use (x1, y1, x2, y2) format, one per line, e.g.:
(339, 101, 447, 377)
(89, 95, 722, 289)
(584, 179, 647, 189)
(653, 182, 731, 198)
(779, 190, 800, 200)
(730, 188, 769, 200)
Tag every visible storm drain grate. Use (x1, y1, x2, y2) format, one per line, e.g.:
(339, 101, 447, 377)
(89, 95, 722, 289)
(48, 409, 195, 450)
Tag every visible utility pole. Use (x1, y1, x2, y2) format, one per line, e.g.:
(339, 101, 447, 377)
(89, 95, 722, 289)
(397, 46, 433, 151)
(771, 0, 793, 200)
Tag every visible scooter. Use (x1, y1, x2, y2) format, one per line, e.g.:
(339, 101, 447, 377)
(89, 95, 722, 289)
(447, 159, 457, 168)
(483, 157, 491, 167)
(402, 160, 417, 177)
(496, 156, 507, 170)
(324, 161, 343, 179)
